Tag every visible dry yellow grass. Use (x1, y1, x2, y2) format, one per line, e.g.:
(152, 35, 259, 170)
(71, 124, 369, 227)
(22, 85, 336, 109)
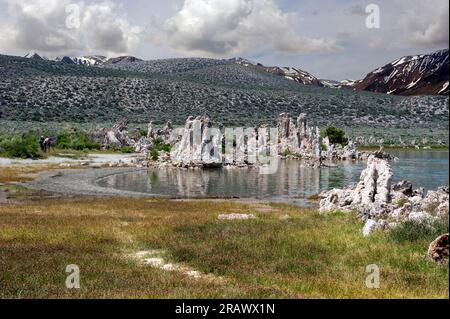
(0, 165, 60, 183)
(0, 195, 448, 299)
(0, 162, 448, 298)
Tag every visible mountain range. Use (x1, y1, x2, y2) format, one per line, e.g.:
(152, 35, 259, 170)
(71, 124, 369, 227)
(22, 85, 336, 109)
(354, 49, 448, 96)
(25, 49, 448, 96)
(233, 49, 449, 96)
(2, 51, 448, 146)
(29, 52, 143, 66)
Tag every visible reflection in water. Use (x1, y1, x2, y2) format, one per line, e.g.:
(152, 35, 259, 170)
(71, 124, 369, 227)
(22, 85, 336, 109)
(97, 150, 449, 206)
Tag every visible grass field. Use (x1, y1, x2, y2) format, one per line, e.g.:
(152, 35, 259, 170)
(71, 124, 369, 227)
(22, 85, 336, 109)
(0, 166, 448, 299)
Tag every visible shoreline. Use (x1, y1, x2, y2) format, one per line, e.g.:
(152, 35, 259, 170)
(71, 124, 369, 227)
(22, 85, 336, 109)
(25, 167, 161, 198)
(22, 167, 307, 207)
(1, 147, 448, 203)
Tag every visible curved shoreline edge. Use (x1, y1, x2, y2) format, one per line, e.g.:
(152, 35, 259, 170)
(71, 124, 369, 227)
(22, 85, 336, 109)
(24, 167, 166, 198)
(22, 167, 304, 206)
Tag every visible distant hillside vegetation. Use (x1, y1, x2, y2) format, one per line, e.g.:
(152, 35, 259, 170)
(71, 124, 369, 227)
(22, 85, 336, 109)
(0, 55, 448, 134)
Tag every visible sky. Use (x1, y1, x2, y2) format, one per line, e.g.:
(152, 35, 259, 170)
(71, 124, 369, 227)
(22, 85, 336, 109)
(0, 0, 448, 80)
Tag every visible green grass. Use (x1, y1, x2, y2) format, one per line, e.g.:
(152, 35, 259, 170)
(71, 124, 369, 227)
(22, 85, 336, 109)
(0, 196, 447, 299)
(120, 146, 135, 154)
(389, 217, 449, 243)
(56, 131, 100, 151)
(0, 129, 138, 159)
(0, 132, 41, 159)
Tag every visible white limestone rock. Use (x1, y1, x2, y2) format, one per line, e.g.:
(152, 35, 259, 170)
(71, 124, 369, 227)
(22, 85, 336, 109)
(363, 219, 387, 237)
(320, 155, 393, 217)
(218, 214, 256, 220)
(407, 211, 435, 224)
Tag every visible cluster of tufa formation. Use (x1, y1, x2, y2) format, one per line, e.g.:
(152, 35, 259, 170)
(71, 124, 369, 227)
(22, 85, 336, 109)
(170, 116, 223, 168)
(169, 115, 278, 168)
(168, 113, 395, 168)
(320, 155, 449, 226)
(93, 119, 175, 153)
(92, 119, 135, 150)
(275, 113, 394, 163)
(92, 113, 395, 168)
(276, 113, 321, 159)
(319, 155, 449, 262)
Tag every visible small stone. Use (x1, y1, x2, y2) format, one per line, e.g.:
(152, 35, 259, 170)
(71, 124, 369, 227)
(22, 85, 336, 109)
(144, 258, 164, 267)
(362, 219, 386, 237)
(186, 270, 202, 278)
(218, 214, 256, 220)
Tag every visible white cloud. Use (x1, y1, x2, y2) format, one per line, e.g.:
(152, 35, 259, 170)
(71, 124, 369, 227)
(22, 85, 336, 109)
(398, 0, 449, 48)
(0, 0, 142, 57)
(81, 3, 142, 54)
(160, 0, 343, 57)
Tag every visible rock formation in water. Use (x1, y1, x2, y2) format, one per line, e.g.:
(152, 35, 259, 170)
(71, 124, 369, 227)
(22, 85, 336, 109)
(277, 112, 321, 159)
(166, 113, 398, 168)
(92, 114, 395, 169)
(170, 116, 223, 168)
(319, 155, 449, 237)
(275, 112, 395, 162)
(319, 155, 393, 217)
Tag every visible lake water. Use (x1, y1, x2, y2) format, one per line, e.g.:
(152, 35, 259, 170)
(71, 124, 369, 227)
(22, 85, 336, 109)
(96, 150, 449, 206)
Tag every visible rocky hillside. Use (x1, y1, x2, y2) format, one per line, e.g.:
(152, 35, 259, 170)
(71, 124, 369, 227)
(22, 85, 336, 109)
(232, 50, 449, 96)
(233, 58, 324, 86)
(55, 55, 141, 66)
(355, 49, 449, 96)
(0, 54, 448, 145)
(25, 50, 449, 96)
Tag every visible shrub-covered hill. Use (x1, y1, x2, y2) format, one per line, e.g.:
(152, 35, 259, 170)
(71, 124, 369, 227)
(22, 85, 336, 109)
(0, 54, 448, 132)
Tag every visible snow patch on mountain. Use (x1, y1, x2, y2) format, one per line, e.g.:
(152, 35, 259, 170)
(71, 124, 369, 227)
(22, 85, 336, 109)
(233, 58, 323, 87)
(356, 49, 449, 96)
(439, 81, 449, 94)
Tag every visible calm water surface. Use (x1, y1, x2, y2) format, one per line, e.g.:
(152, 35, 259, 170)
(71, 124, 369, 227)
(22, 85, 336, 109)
(97, 150, 449, 206)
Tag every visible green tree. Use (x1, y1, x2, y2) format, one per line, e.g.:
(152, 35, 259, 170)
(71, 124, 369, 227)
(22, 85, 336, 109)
(322, 126, 348, 146)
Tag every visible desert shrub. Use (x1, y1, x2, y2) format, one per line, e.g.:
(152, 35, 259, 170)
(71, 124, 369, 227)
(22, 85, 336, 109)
(308, 194, 321, 201)
(161, 144, 171, 152)
(121, 146, 135, 154)
(395, 199, 408, 209)
(322, 126, 349, 146)
(389, 217, 449, 243)
(138, 128, 148, 137)
(152, 138, 171, 152)
(150, 149, 159, 161)
(0, 133, 41, 159)
(56, 131, 100, 151)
